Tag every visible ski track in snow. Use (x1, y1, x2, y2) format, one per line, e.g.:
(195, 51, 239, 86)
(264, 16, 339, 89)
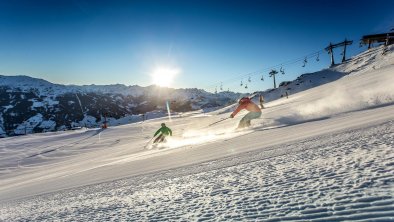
(1, 121, 393, 221)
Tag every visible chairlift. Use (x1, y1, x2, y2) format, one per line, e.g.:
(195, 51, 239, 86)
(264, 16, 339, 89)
(280, 67, 285, 75)
(261, 75, 264, 81)
(248, 76, 251, 82)
(245, 84, 248, 89)
(220, 82, 223, 91)
(215, 87, 217, 94)
(316, 52, 320, 61)
(240, 80, 243, 86)
(302, 57, 308, 67)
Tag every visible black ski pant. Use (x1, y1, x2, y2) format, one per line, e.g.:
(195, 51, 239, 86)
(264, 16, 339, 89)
(154, 134, 166, 143)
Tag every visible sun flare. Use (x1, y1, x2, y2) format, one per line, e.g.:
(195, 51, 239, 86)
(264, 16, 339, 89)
(151, 67, 180, 87)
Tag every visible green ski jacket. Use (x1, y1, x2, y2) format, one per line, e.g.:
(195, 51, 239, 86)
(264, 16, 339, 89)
(154, 126, 172, 137)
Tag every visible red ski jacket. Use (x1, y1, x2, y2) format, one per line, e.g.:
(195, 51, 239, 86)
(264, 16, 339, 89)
(231, 101, 261, 117)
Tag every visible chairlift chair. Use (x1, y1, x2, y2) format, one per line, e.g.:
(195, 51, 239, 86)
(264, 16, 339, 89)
(302, 57, 308, 67)
(280, 67, 285, 75)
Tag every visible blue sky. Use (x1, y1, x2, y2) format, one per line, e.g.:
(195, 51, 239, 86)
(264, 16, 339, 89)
(0, 0, 393, 93)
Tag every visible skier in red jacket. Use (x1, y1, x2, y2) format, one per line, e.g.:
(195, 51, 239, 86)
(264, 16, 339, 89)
(230, 97, 262, 128)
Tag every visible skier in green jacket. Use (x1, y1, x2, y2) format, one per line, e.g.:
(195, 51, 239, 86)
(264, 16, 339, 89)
(153, 123, 172, 143)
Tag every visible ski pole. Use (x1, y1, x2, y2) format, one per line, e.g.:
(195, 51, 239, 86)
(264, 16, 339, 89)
(208, 117, 230, 127)
(144, 137, 154, 148)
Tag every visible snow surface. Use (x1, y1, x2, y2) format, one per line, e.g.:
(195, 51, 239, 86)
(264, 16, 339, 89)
(0, 46, 394, 221)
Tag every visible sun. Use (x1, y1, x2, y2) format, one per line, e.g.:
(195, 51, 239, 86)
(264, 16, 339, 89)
(151, 67, 180, 87)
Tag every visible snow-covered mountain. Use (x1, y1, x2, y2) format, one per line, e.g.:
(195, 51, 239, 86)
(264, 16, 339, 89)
(0, 77, 242, 137)
(0, 45, 394, 221)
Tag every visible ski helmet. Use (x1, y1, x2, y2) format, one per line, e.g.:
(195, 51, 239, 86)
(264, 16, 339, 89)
(161, 123, 166, 127)
(239, 97, 251, 104)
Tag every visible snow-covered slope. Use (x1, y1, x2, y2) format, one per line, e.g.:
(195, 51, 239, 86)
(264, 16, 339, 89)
(335, 44, 394, 75)
(255, 45, 394, 104)
(0, 46, 393, 221)
(258, 69, 346, 103)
